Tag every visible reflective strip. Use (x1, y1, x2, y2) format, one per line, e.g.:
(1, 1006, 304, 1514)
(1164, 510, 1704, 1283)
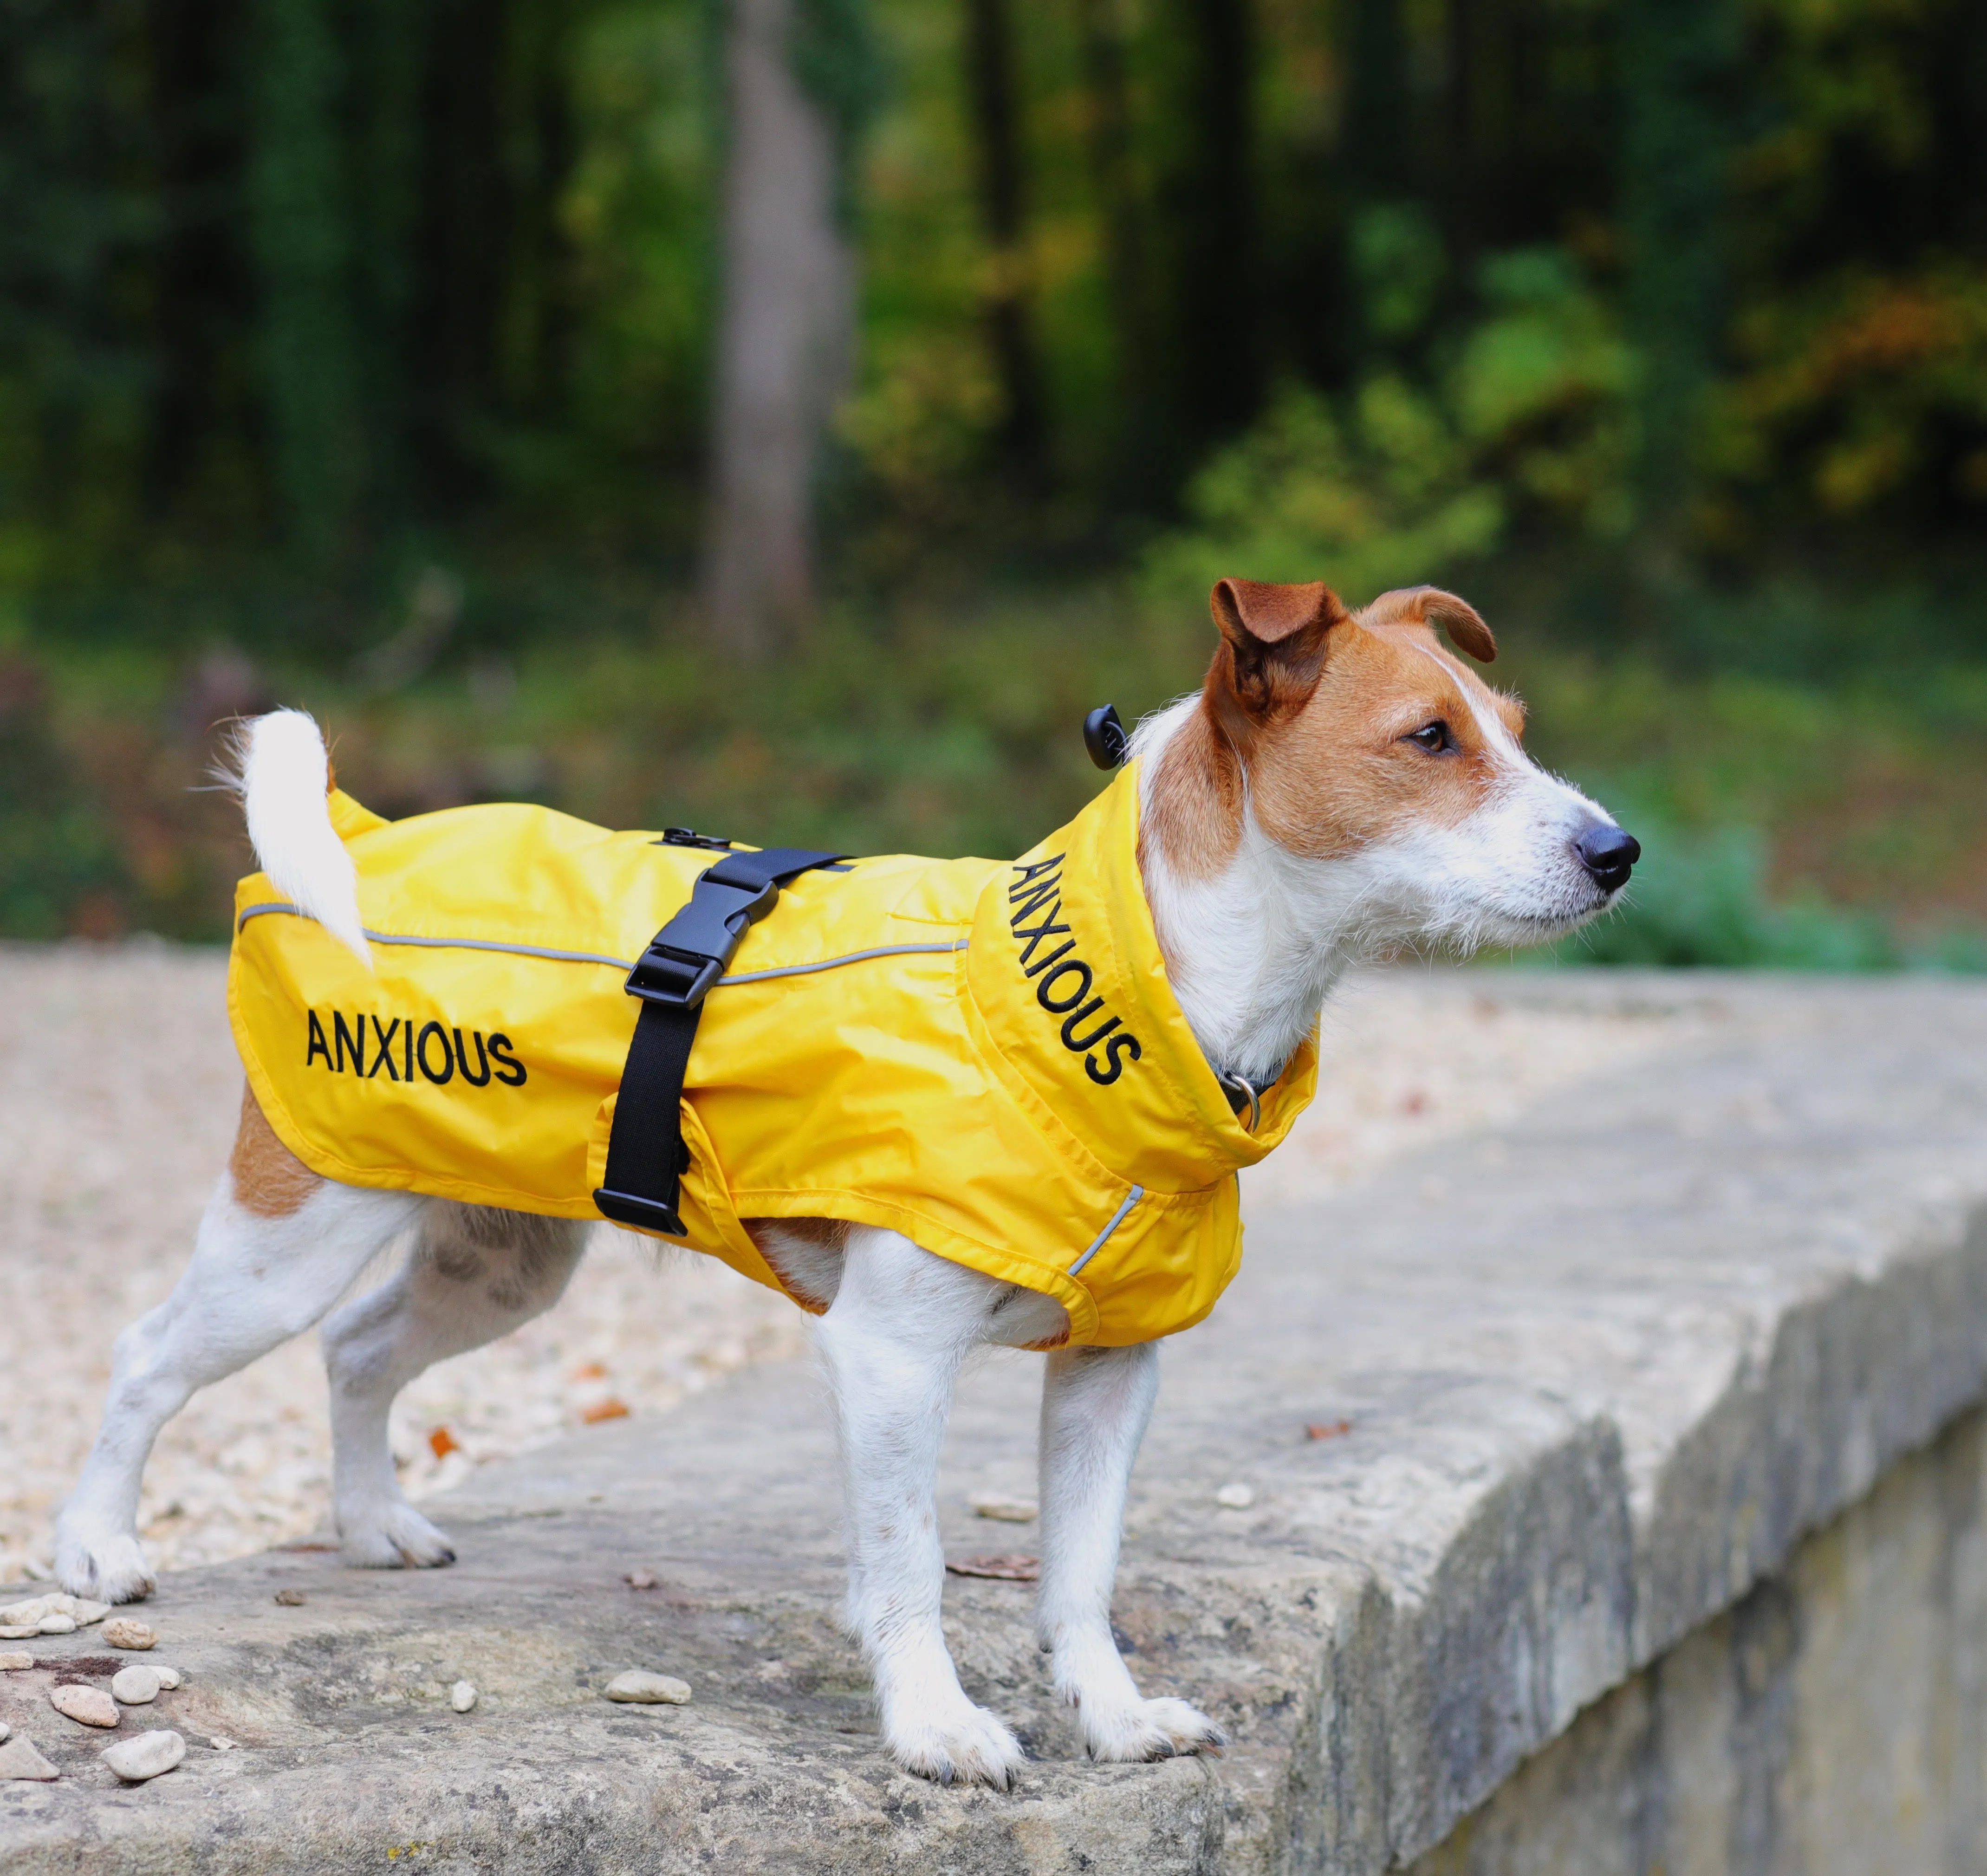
(716, 941, 968, 985)
(1068, 1185, 1143, 1277)
(235, 904, 632, 971)
(234, 902, 968, 985)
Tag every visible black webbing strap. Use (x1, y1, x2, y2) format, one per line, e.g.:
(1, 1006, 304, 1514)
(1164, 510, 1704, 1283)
(593, 845, 848, 1236)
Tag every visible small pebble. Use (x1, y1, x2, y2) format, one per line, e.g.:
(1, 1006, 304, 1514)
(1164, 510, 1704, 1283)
(152, 1666, 183, 1690)
(968, 1492, 1039, 1523)
(0, 1627, 37, 1641)
(272, 1588, 307, 1607)
(602, 1670, 692, 1705)
(449, 1680, 477, 1713)
(0, 1737, 59, 1781)
(102, 1729, 186, 1783)
(0, 1652, 32, 1671)
(51, 1683, 119, 1728)
(208, 1735, 240, 1752)
(37, 1615, 76, 1635)
(104, 1618, 157, 1650)
(0, 1722, 9, 1743)
(1214, 1482, 1255, 1510)
(623, 1569, 658, 1590)
(111, 1666, 162, 1706)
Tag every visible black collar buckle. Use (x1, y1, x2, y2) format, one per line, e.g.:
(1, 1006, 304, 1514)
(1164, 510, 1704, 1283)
(623, 868, 780, 1009)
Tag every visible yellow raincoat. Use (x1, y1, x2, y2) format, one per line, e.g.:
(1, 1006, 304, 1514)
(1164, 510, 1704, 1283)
(228, 764, 1317, 1345)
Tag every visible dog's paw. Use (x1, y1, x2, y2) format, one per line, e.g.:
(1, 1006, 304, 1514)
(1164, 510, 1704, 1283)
(53, 1524, 155, 1604)
(337, 1501, 458, 1571)
(1080, 1694, 1226, 1764)
(887, 1700, 1028, 1789)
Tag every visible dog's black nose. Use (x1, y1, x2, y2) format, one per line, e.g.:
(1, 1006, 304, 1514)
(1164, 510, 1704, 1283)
(1576, 825, 1640, 890)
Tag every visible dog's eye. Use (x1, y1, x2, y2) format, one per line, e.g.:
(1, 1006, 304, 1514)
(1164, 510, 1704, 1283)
(1406, 721, 1450, 753)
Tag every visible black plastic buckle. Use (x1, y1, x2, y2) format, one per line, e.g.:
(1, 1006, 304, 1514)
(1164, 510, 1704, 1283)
(623, 870, 781, 1009)
(593, 1187, 687, 1237)
(657, 826, 733, 850)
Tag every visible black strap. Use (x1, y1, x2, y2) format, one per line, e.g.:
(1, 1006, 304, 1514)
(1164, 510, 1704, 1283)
(593, 846, 847, 1236)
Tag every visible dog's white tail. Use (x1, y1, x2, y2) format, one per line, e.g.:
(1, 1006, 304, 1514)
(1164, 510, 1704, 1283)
(235, 710, 371, 967)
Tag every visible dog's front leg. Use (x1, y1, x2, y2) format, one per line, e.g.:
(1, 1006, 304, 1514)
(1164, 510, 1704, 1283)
(1037, 1343, 1225, 1761)
(813, 1227, 1026, 1789)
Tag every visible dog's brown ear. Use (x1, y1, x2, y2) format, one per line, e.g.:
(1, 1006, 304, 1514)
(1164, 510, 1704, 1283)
(1362, 586, 1497, 662)
(1207, 578, 1350, 725)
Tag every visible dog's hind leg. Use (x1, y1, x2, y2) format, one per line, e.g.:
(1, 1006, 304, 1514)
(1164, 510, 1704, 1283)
(56, 1140, 422, 1603)
(1037, 1342, 1225, 1761)
(812, 1225, 1028, 1789)
(320, 1203, 586, 1569)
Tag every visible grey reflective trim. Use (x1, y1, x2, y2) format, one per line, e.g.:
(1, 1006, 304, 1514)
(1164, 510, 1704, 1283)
(235, 902, 969, 983)
(715, 940, 968, 985)
(1068, 1186, 1144, 1278)
(235, 904, 632, 971)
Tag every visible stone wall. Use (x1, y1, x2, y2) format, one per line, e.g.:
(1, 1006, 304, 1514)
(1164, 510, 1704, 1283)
(1413, 1405, 1987, 1876)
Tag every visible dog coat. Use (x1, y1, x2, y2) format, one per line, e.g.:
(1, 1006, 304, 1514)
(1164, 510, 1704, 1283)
(228, 763, 1318, 1346)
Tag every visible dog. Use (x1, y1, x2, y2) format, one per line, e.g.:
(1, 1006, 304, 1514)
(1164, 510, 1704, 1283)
(55, 577, 1636, 1787)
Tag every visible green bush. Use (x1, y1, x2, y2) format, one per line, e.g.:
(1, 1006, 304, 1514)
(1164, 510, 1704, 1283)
(1566, 815, 1898, 968)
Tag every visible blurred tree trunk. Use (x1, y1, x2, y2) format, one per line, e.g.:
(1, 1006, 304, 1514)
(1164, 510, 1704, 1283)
(247, 0, 362, 565)
(1170, 0, 1258, 449)
(702, 0, 857, 658)
(1621, 0, 1735, 533)
(1075, 0, 1161, 500)
(1442, 0, 1480, 275)
(964, 0, 1045, 493)
(145, 0, 243, 522)
(1347, 0, 1408, 206)
(347, 0, 424, 526)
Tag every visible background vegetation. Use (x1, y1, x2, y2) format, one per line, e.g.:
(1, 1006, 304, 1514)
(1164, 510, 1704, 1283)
(1, 0, 1984, 962)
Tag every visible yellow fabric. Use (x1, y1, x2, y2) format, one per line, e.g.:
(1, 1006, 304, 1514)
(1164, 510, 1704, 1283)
(227, 764, 1317, 1345)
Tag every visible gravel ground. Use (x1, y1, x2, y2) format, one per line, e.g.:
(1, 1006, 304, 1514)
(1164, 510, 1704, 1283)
(0, 943, 1705, 1589)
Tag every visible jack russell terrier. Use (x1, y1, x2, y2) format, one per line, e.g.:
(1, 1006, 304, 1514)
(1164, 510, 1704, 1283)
(55, 577, 1637, 1787)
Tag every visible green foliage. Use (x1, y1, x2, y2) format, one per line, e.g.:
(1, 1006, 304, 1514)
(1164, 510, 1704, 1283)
(792, 0, 889, 223)
(1561, 811, 1901, 969)
(9, 581, 1984, 970)
(1146, 245, 1635, 608)
(248, 0, 362, 562)
(0, 653, 127, 939)
(0, 0, 1982, 591)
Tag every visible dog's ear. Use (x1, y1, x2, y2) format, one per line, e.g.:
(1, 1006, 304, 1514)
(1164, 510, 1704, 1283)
(1361, 586, 1497, 662)
(1207, 578, 1349, 725)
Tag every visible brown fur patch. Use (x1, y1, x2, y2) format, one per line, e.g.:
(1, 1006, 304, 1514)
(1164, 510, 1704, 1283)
(1248, 610, 1525, 859)
(229, 1086, 323, 1218)
(746, 1215, 851, 1253)
(1142, 579, 1532, 885)
(1140, 704, 1245, 887)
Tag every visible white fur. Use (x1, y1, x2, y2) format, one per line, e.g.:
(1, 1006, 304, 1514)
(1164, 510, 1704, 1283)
(238, 709, 371, 967)
(59, 693, 1626, 1787)
(1129, 692, 1621, 1084)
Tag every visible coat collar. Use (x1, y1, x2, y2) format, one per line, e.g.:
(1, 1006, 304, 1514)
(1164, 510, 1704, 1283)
(964, 762, 1317, 1195)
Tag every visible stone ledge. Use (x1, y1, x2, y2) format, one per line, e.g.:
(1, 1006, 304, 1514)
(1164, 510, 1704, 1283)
(3, 972, 1986, 1874)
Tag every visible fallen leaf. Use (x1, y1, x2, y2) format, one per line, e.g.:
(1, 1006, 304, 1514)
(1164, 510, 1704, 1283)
(945, 1554, 1039, 1581)
(582, 1398, 630, 1424)
(1305, 1420, 1353, 1441)
(428, 1427, 460, 1460)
